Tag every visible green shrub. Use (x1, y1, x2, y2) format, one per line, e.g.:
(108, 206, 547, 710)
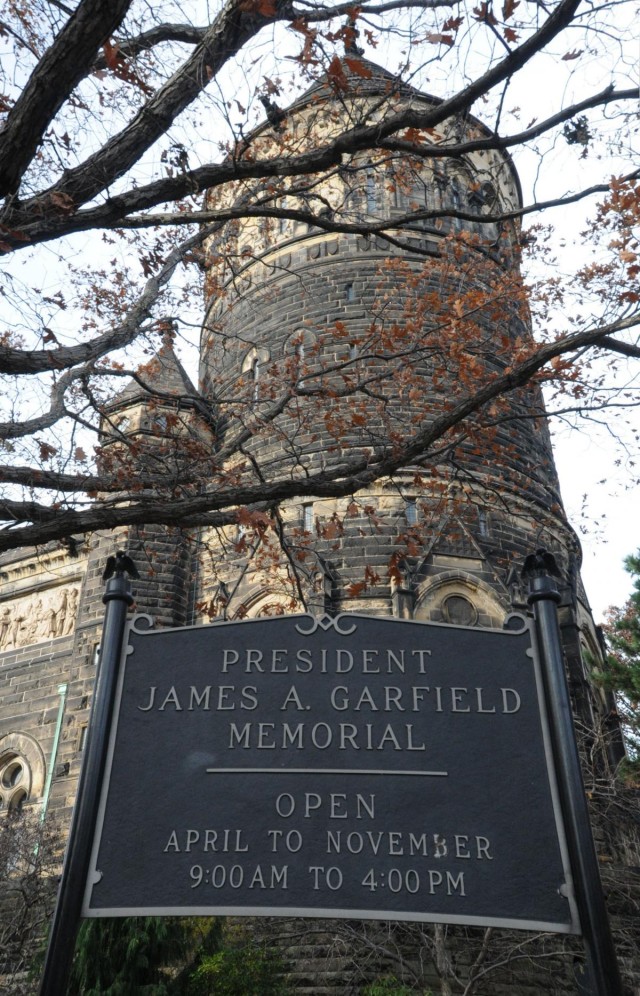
(185, 942, 289, 995)
(68, 916, 220, 996)
(363, 976, 429, 995)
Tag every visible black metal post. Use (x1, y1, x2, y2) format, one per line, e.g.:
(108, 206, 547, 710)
(525, 554, 623, 996)
(39, 563, 134, 996)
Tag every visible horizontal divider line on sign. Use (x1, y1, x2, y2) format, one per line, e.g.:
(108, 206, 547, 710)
(205, 768, 449, 776)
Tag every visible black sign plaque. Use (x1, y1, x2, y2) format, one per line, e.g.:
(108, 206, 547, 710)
(83, 613, 578, 932)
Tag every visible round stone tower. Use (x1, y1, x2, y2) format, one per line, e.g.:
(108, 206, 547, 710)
(196, 72, 625, 992)
(198, 59, 595, 654)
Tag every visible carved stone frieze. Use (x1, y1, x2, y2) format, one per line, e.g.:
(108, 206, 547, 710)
(0, 583, 81, 650)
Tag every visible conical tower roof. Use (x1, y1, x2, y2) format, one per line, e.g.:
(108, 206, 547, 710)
(262, 50, 521, 199)
(291, 54, 427, 108)
(108, 343, 197, 410)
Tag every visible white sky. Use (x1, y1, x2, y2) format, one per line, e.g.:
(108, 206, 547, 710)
(495, 14, 639, 623)
(552, 427, 639, 623)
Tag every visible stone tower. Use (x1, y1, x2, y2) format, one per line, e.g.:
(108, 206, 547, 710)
(191, 60, 631, 992)
(198, 61, 602, 690)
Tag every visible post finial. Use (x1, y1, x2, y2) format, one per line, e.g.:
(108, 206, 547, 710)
(521, 548, 561, 581)
(102, 550, 139, 581)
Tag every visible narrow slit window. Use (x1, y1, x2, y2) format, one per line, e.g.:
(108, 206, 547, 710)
(293, 340, 307, 388)
(303, 503, 314, 532)
(252, 357, 261, 400)
(279, 198, 288, 234)
(366, 172, 376, 214)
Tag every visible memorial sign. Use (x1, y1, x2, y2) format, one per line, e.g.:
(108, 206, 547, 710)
(83, 612, 579, 933)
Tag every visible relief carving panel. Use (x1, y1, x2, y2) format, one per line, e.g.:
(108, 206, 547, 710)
(0, 583, 81, 650)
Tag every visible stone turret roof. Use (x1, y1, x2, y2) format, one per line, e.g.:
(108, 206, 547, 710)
(108, 344, 198, 410)
(292, 55, 425, 108)
(277, 53, 522, 205)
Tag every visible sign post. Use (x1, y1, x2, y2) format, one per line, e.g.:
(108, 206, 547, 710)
(524, 550, 622, 996)
(39, 554, 135, 996)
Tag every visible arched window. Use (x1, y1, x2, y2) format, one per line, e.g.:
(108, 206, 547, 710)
(414, 575, 505, 629)
(450, 181, 465, 231)
(284, 330, 316, 387)
(284, 329, 316, 358)
(250, 357, 261, 400)
(450, 184, 461, 210)
(233, 595, 296, 619)
(365, 171, 376, 214)
(278, 197, 288, 234)
(242, 347, 270, 402)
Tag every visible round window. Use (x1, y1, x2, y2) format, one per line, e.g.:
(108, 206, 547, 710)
(0, 753, 31, 813)
(442, 594, 478, 627)
(1, 759, 23, 789)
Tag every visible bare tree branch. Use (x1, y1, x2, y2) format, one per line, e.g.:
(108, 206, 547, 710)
(597, 336, 640, 359)
(0, 0, 582, 236)
(94, 22, 209, 66)
(3, 86, 634, 251)
(0, 311, 637, 550)
(0, 0, 636, 564)
(0, 0, 132, 197)
(0, 226, 209, 374)
(8, 0, 293, 211)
